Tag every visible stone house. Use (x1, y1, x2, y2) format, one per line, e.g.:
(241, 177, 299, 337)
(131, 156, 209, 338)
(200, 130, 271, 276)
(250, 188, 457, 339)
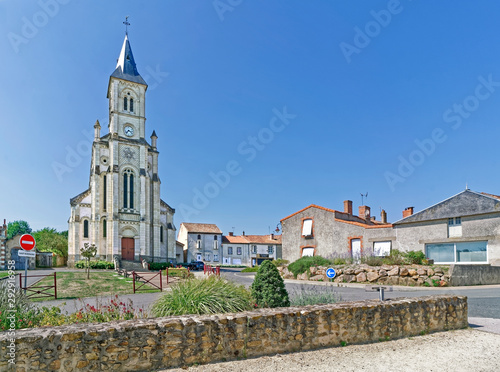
(392, 189, 500, 266)
(281, 189, 500, 266)
(280, 201, 394, 263)
(221, 233, 282, 266)
(177, 223, 222, 264)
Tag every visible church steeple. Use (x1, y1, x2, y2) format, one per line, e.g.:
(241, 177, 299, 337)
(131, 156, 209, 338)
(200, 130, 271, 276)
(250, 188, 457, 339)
(110, 34, 147, 86)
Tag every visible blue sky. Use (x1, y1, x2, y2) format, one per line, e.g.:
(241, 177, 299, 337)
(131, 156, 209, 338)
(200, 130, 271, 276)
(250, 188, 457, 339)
(1, 0, 500, 236)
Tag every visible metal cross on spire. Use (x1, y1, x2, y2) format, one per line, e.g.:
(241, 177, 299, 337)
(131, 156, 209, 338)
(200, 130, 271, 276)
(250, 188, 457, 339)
(123, 16, 130, 35)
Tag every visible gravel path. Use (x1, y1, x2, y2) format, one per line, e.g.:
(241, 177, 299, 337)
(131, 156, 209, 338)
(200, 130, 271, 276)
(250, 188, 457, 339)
(167, 329, 500, 372)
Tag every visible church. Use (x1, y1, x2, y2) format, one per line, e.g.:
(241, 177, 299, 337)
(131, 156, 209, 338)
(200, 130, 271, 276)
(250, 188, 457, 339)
(68, 33, 176, 266)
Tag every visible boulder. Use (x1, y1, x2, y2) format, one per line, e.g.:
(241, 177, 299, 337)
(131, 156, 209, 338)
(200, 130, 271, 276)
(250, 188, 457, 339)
(400, 267, 409, 276)
(354, 268, 365, 275)
(434, 267, 444, 274)
(417, 268, 427, 276)
(416, 277, 425, 285)
(356, 272, 367, 282)
(344, 275, 356, 283)
(388, 267, 399, 276)
(427, 268, 435, 276)
(430, 275, 441, 281)
(309, 266, 317, 275)
(379, 269, 388, 277)
(387, 276, 399, 285)
(297, 272, 308, 281)
(408, 269, 418, 276)
(309, 274, 324, 281)
(367, 271, 380, 282)
(345, 268, 355, 275)
(381, 264, 392, 271)
(334, 275, 344, 283)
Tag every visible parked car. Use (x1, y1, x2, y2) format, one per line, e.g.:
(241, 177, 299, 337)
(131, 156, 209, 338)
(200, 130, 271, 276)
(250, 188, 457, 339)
(188, 261, 205, 271)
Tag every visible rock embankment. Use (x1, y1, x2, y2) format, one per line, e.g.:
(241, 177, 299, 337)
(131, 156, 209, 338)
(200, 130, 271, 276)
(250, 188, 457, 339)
(278, 264, 450, 287)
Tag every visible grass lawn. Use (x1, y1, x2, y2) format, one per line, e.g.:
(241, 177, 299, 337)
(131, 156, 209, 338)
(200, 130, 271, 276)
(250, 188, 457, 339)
(33, 271, 158, 301)
(0, 272, 11, 278)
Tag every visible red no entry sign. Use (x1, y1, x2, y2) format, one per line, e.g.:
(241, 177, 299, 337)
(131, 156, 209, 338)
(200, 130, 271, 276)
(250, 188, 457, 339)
(19, 234, 36, 251)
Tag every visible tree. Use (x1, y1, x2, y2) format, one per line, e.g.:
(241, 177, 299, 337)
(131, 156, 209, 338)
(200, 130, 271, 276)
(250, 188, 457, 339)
(32, 228, 68, 258)
(80, 243, 97, 279)
(6, 220, 32, 240)
(251, 260, 290, 308)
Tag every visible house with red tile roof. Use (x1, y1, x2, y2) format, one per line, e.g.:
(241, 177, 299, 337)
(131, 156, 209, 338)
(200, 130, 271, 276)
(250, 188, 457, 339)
(281, 189, 500, 265)
(221, 232, 282, 266)
(280, 200, 393, 263)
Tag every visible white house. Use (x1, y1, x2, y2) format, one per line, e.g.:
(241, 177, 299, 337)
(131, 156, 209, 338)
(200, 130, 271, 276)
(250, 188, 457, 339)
(221, 233, 282, 266)
(177, 223, 222, 264)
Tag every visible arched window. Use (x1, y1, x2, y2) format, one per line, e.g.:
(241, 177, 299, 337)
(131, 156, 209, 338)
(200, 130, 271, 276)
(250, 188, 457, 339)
(129, 98, 134, 112)
(123, 169, 135, 210)
(83, 220, 89, 238)
(123, 97, 128, 111)
(103, 219, 107, 238)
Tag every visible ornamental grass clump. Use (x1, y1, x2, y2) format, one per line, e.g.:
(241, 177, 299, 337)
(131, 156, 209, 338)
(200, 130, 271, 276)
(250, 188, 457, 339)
(152, 276, 253, 316)
(251, 260, 290, 308)
(289, 285, 340, 306)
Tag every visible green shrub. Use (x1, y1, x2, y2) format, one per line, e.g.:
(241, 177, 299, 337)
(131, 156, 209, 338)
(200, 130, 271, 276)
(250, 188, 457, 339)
(241, 266, 259, 272)
(333, 257, 347, 265)
(152, 276, 253, 316)
(75, 260, 114, 269)
(362, 256, 384, 266)
(251, 260, 290, 308)
(382, 249, 405, 265)
(272, 259, 289, 267)
(404, 250, 426, 265)
(0, 280, 41, 330)
(149, 262, 174, 271)
(287, 256, 332, 277)
(289, 285, 340, 306)
(164, 268, 193, 279)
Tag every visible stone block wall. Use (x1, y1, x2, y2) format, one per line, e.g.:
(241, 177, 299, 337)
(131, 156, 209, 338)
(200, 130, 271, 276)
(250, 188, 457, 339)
(0, 295, 467, 371)
(280, 264, 450, 286)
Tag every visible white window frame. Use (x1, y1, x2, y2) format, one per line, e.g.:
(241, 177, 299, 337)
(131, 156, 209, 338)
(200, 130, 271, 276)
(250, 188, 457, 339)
(373, 241, 391, 257)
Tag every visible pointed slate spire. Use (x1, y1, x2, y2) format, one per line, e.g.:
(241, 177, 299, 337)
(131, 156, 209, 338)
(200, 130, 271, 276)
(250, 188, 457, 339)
(111, 34, 147, 86)
(151, 130, 158, 148)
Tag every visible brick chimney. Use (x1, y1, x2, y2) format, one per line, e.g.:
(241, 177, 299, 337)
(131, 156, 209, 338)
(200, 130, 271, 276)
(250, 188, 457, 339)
(381, 209, 387, 224)
(403, 207, 414, 218)
(344, 200, 353, 215)
(228, 232, 234, 236)
(242, 231, 245, 236)
(270, 233, 274, 240)
(359, 206, 370, 220)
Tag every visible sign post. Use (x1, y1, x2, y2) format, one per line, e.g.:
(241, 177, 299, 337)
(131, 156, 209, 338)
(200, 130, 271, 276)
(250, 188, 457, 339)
(19, 234, 36, 293)
(326, 268, 336, 283)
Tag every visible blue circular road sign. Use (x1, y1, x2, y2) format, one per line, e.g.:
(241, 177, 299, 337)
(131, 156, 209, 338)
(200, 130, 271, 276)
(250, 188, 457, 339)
(326, 268, 336, 279)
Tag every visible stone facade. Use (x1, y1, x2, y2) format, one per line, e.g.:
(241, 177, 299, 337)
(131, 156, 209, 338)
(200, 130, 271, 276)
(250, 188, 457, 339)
(281, 190, 500, 266)
(68, 35, 176, 265)
(0, 296, 467, 371)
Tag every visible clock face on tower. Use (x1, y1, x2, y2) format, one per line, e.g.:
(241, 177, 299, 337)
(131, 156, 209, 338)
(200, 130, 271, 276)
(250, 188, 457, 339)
(124, 126, 134, 137)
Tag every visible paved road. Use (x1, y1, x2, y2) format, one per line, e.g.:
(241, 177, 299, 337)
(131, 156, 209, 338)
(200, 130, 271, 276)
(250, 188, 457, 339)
(220, 268, 500, 319)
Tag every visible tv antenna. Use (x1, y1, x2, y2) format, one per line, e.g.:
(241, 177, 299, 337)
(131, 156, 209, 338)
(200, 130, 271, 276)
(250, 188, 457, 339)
(360, 192, 368, 205)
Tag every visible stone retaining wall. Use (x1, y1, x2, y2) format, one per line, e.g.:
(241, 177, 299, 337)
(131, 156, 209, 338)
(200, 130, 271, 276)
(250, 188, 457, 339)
(0, 295, 467, 371)
(279, 264, 450, 286)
